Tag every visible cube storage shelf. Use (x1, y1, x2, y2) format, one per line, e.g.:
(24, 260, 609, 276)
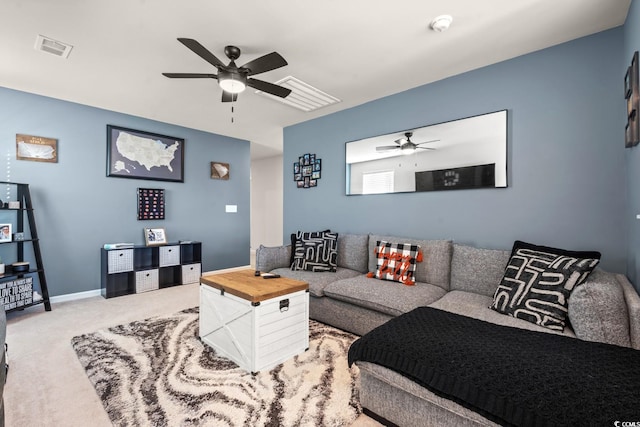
(101, 242, 202, 298)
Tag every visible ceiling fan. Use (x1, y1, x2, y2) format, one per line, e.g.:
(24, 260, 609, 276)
(376, 132, 439, 153)
(162, 38, 292, 102)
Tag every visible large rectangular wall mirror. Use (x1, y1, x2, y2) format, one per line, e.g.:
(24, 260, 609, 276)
(345, 110, 508, 195)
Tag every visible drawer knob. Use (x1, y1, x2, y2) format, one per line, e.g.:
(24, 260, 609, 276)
(279, 299, 289, 312)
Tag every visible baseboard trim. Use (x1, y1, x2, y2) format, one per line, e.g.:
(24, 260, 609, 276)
(50, 289, 102, 304)
(202, 265, 252, 275)
(48, 265, 253, 303)
(49, 265, 251, 304)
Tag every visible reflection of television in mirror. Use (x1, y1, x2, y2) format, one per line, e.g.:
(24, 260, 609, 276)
(415, 164, 495, 192)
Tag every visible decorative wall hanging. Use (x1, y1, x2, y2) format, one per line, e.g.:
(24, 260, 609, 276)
(625, 51, 639, 148)
(294, 153, 321, 188)
(210, 162, 230, 180)
(137, 188, 165, 220)
(107, 125, 184, 182)
(16, 134, 58, 163)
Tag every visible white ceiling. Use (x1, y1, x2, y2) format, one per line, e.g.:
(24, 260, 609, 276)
(1, 1, 630, 159)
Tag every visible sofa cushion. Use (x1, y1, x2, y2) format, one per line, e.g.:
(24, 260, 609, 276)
(429, 290, 575, 338)
(368, 235, 452, 290)
(270, 267, 360, 297)
(256, 244, 291, 273)
(324, 275, 446, 317)
(336, 233, 369, 273)
(450, 244, 511, 297)
(490, 240, 600, 331)
(568, 269, 631, 348)
(373, 241, 422, 285)
(291, 230, 338, 272)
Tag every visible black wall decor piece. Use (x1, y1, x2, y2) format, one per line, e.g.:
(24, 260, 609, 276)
(137, 188, 165, 220)
(294, 153, 321, 188)
(415, 164, 496, 192)
(625, 51, 639, 148)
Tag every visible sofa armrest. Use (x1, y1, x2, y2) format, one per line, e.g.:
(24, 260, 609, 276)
(256, 244, 292, 272)
(618, 274, 640, 350)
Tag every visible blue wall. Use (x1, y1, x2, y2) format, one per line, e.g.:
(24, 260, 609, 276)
(284, 28, 628, 276)
(625, 0, 640, 285)
(0, 87, 250, 296)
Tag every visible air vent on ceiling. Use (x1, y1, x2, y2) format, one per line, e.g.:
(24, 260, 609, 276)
(34, 35, 73, 59)
(255, 76, 340, 112)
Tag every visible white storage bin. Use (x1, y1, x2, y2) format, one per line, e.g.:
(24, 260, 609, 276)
(159, 245, 180, 267)
(107, 249, 134, 274)
(135, 269, 159, 293)
(181, 263, 201, 284)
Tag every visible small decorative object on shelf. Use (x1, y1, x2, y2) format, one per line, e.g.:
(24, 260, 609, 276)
(144, 227, 167, 246)
(0, 224, 11, 243)
(8, 201, 20, 209)
(294, 153, 321, 188)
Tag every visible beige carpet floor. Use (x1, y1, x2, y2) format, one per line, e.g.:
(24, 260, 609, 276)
(4, 283, 382, 426)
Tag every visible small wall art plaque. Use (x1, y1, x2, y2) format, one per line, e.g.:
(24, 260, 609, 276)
(16, 134, 58, 163)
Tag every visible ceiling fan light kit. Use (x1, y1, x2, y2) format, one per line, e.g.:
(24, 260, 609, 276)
(430, 15, 453, 32)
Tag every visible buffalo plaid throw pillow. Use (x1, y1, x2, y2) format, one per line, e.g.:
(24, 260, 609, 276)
(371, 240, 423, 285)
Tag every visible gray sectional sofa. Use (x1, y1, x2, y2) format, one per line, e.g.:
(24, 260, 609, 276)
(256, 233, 640, 426)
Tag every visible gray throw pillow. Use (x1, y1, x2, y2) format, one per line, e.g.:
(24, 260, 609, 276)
(568, 269, 631, 348)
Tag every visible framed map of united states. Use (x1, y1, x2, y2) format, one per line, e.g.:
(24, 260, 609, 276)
(107, 125, 184, 182)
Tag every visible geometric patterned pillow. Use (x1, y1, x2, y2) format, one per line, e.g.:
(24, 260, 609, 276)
(490, 240, 600, 331)
(290, 229, 331, 267)
(291, 231, 338, 272)
(372, 241, 423, 286)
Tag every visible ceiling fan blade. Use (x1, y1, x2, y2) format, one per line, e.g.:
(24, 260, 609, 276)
(177, 38, 226, 68)
(247, 78, 292, 98)
(162, 73, 218, 79)
(376, 146, 400, 152)
(241, 52, 288, 76)
(415, 139, 440, 145)
(221, 91, 238, 103)
(416, 147, 436, 151)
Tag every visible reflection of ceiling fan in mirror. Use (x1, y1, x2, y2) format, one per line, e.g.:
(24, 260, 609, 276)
(376, 132, 439, 154)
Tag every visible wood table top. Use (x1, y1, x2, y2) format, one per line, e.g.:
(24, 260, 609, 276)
(200, 268, 308, 303)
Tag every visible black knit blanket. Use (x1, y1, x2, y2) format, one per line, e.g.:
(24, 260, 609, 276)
(348, 307, 640, 427)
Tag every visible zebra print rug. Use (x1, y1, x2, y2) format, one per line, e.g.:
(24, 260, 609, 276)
(71, 307, 361, 426)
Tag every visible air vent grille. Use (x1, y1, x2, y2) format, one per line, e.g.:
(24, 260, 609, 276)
(34, 35, 73, 58)
(256, 76, 340, 112)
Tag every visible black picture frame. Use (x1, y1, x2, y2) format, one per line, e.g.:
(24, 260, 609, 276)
(137, 188, 165, 220)
(107, 125, 185, 182)
(625, 51, 639, 148)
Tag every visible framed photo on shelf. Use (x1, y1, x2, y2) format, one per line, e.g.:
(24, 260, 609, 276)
(107, 125, 185, 182)
(0, 224, 11, 242)
(144, 227, 167, 246)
